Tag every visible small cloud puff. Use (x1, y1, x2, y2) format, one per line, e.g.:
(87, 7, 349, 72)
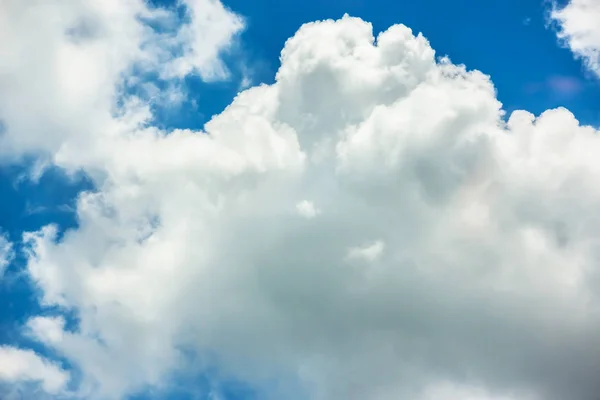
(296, 200, 320, 218)
(347, 240, 385, 262)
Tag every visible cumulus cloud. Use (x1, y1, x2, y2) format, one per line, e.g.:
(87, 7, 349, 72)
(4, 7, 600, 400)
(0, 346, 69, 394)
(551, 0, 600, 76)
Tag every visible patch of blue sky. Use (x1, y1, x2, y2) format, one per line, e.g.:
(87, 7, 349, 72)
(129, 372, 259, 400)
(227, 0, 599, 123)
(0, 164, 88, 397)
(136, 0, 600, 135)
(0, 164, 91, 339)
(129, 366, 310, 400)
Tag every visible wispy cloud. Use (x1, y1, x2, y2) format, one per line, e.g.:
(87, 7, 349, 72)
(524, 75, 584, 98)
(547, 75, 584, 95)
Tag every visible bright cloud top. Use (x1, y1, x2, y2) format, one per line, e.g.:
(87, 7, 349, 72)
(1, 3, 600, 400)
(552, 0, 600, 76)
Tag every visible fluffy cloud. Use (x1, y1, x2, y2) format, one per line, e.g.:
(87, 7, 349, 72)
(162, 0, 244, 79)
(296, 200, 320, 218)
(551, 0, 600, 76)
(4, 7, 600, 400)
(0, 0, 243, 160)
(0, 346, 69, 394)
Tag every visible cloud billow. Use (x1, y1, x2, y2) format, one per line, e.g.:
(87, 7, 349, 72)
(1, 3, 600, 400)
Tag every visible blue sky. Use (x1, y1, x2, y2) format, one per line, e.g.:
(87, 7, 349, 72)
(149, 0, 600, 131)
(165, 0, 600, 126)
(1, 0, 600, 399)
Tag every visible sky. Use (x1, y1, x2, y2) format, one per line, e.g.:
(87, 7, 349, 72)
(0, 0, 599, 399)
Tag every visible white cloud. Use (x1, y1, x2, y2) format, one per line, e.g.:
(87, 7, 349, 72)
(347, 240, 385, 262)
(3, 8, 600, 400)
(551, 0, 600, 76)
(296, 200, 320, 218)
(0, 0, 243, 160)
(162, 0, 244, 80)
(27, 316, 66, 345)
(0, 234, 13, 276)
(0, 346, 69, 394)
